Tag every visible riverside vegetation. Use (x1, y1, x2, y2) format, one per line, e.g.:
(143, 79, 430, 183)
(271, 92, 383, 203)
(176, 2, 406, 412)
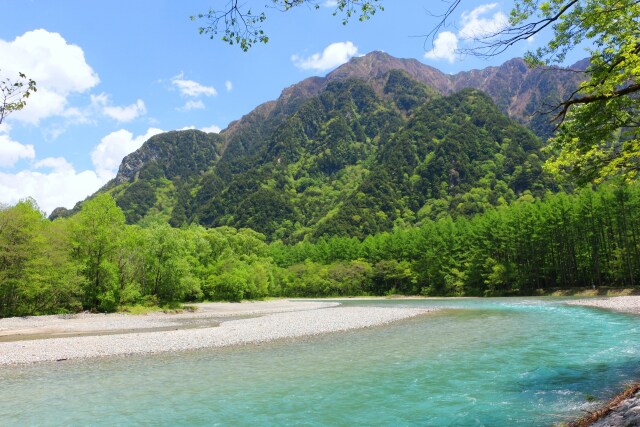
(2, 182, 640, 317)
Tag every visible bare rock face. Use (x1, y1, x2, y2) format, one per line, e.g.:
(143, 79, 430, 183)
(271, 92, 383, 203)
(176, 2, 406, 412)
(114, 143, 161, 185)
(111, 129, 224, 186)
(278, 51, 585, 132)
(326, 51, 454, 94)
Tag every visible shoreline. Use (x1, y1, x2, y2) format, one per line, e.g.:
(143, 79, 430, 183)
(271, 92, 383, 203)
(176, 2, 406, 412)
(563, 296, 640, 427)
(566, 295, 640, 315)
(0, 300, 435, 366)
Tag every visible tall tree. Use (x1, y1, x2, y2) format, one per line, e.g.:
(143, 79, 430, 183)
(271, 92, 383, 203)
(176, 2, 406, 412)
(69, 194, 126, 311)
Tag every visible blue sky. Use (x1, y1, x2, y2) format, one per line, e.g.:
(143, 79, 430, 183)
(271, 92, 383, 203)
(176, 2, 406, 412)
(0, 0, 591, 214)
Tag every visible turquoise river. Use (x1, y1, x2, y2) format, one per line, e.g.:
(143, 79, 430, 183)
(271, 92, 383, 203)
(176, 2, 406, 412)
(1, 298, 639, 426)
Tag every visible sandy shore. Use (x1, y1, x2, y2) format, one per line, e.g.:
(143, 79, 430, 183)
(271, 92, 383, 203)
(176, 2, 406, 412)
(566, 296, 640, 315)
(0, 300, 434, 365)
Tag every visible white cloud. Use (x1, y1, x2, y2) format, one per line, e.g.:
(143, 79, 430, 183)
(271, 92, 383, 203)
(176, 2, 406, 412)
(0, 29, 99, 124)
(0, 168, 103, 215)
(171, 74, 217, 97)
(225, 80, 233, 92)
(424, 3, 509, 63)
(180, 125, 222, 133)
(91, 128, 163, 182)
(292, 41, 359, 72)
(180, 100, 205, 111)
(103, 99, 146, 122)
(89, 94, 147, 122)
(458, 3, 509, 40)
(90, 92, 109, 108)
(201, 125, 221, 133)
(0, 133, 36, 167)
(424, 31, 459, 63)
(34, 157, 74, 173)
(323, 0, 338, 6)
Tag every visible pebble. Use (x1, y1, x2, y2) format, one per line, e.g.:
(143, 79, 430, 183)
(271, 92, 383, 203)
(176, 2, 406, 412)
(566, 296, 640, 315)
(0, 303, 434, 365)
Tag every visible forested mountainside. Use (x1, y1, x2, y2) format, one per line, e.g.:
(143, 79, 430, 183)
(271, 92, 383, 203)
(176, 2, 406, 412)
(51, 52, 584, 241)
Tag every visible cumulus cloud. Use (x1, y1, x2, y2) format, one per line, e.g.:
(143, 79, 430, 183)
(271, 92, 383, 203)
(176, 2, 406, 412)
(292, 41, 358, 72)
(424, 3, 509, 63)
(91, 127, 163, 182)
(0, 29, 99, 124)
(171, 73, 217, 97)
(89, 93, 147, 122)
(458, 3, 509, 40)
(201, 125, 221, 133)
(180, 100, 205, 111)
(0, 168, 103, 215)
(0, 133, 36, 167)
(103, 99, 146, 122)
(225, 80, 233, 92)
(424, 32, 459, 63)
(34, 157, 74, 173)
(180, 124, 222, 133)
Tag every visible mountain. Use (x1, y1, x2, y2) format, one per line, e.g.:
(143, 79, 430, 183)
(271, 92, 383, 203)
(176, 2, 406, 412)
(51, 52, 585, 241)
(272, 51, 585, 139)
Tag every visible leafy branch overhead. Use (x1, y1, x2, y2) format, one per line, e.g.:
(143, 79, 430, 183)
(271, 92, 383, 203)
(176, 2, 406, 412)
(0, 71, 37, 125)
(191, 0, 383, 51)
(423, 0, 640, 184)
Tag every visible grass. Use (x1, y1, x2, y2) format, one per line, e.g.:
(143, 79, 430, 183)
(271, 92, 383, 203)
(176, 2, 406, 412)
(118, 303, 197, 315)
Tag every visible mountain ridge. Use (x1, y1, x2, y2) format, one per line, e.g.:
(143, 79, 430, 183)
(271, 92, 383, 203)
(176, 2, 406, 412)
(51, 52, 584, 239)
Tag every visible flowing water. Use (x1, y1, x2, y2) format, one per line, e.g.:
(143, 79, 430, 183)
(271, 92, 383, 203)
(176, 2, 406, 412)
(1, 298, 639, 426)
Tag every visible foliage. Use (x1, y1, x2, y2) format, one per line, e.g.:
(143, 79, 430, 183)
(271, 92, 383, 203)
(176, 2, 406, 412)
(513, 0, 640, 184)
(4, 183, 640, 317)
(274, 182, 640, 296)
(171, 77, 553, 242)
(69, 193, 126, 311)
(192, 0, 383, 51)
(0, 199, 82, 317)
(0, 70, 37, 125)
(430, 0, 640, 184)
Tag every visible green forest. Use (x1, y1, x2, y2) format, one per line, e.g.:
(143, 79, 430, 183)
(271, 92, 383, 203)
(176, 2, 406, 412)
(52, 72, 572, 243)
(2, 183, 640, 318)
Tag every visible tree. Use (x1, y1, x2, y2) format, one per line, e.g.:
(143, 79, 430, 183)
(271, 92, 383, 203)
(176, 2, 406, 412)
(509, 0, 640, 184)
(69, 194, 126, 311)
(0, 70, 37, 125)
(0, 199, 82, 317)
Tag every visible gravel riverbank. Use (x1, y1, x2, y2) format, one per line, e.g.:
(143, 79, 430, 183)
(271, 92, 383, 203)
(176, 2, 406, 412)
(0, 300, 434, 365)
(566, 296, 640, 315)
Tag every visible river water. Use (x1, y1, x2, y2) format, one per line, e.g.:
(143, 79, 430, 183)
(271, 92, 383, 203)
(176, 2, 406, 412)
(1, 298, 639, 426)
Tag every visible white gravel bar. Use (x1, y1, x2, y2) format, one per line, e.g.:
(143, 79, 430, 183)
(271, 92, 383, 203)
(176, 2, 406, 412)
(566, 296, 640, 315)
(0, 300, 434, 365)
